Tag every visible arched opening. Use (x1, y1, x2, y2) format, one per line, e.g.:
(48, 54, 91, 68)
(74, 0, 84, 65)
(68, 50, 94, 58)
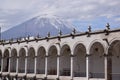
(60, 44, 71, 76)
(0, 50, 2, 72)
(18, 48, 26, 73)
(48, 45, 57, 75)
(3, 49, 9, 72)
(73, 43, 86, 77)
(10, 49, 17, 72)
(37, 47, 46, 74)
(108, 40, 120, 80)
(89, 42, 104, 78)
(27, 47, 35, 73)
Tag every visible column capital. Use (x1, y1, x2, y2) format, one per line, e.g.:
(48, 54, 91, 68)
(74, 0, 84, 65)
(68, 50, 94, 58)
(103, 54, 108, 57)
(25, 56, 29, 58)
(9, 57, 12, 58)
(45, 55, 49, 57)
(57, 55, 60, 57)
(34, 56, 37, 58)
(85, 54, 91, 57)
(70, 54, 75, 57)
(103, 53, 113, 57)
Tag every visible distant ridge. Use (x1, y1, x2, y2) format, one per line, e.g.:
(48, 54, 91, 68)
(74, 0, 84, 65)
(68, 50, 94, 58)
(2, 14, 76, 40)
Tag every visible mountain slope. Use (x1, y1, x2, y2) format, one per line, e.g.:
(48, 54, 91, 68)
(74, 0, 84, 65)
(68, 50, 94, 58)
(2, 15, 75, 40)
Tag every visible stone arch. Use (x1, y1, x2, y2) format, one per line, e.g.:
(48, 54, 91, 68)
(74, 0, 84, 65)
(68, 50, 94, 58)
(106, 37, 120, 54)
(72, 41, 85, 54)
(47, 45, 57, 75)
(27, 47, 35, 73)
(89, 42, 105, 78)
(36, 46, 46, 74)
(3, 49, 10, 72)
(60, 44, 71, 76)
(10, 48, 17, 72)
(18, 48, 26, 73)
(73, 43, 86, 77)
(88, 39, 106, 53)
(47, 44, 59, 55)
(107, 39, 120, 80)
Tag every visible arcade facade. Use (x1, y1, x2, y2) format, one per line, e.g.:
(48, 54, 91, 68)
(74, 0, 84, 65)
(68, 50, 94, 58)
(0, 28, 120, 80)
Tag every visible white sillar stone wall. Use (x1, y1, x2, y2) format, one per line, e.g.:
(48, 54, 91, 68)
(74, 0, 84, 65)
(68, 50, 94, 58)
(0, 29, 120, 80)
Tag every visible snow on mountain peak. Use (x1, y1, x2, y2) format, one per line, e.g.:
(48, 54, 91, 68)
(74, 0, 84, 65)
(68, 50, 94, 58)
(2, 14, 76, 40)
(35, 14, 74, 29)
(36, 14, 58, 19)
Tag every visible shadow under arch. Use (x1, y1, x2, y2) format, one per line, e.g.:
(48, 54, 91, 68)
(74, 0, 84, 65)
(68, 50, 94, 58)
(47, 45, 57, 75)
(60, 44, 71, 76)
(89, 42, 105, 78)
(107, 40, 120, 80)
(27, 47, 35, 73)
(36, 46, 46, 74)
(3, 49, 10, 72)
(73, 43, 86, 77)
(10, 48, 17, 72)
(18, 48, 26, 73)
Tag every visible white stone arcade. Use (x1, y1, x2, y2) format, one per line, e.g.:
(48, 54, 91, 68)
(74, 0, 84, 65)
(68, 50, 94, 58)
(0, 28, 120, 80)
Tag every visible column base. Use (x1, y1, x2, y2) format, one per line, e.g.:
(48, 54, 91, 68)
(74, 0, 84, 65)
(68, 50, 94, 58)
(43, 77, 47, 80)
(33, 76, 36, 80)
(7, 74, 10, 80)
(23, 75, 26, 80)
(56, 77, 59, 80)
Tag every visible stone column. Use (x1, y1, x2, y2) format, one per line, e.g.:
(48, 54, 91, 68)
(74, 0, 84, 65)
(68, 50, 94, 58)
(34, 56, 37, 74)
(1, 57, 3, 80)
(1, 57, 3, 72)
(45, 54, 48, 78)
(105, 54, 108, 80)
(70, 53, 74, 80)
(16, 56, 19, 73)
(86, 52, 90, 80)
(57, 55, 60, 79)
(105, 53, 112, 80)
(8, 49, 11, 73)
(25, 56, 27, 74)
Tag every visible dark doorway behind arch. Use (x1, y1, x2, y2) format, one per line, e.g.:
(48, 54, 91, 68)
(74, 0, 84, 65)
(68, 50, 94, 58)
(89, 42, 104, 78)
(108, 40, 120, 80)
(48, 45, 57, 75)
(60, 44, 71, 76)
(3, 49, 9, 72)
(18, 48, 26, 73)
(27, 47, 35, 73)
(10, 49, 17, 72)
(37, 47, 46, 74)
(73, 44, 86, 77)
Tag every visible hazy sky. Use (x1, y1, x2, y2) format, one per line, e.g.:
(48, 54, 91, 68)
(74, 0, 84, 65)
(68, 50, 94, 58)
(0, 0, 120, 32)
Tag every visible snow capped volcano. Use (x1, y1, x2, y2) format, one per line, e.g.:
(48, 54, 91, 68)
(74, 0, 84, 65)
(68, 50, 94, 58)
(2, 15, 75, 40)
